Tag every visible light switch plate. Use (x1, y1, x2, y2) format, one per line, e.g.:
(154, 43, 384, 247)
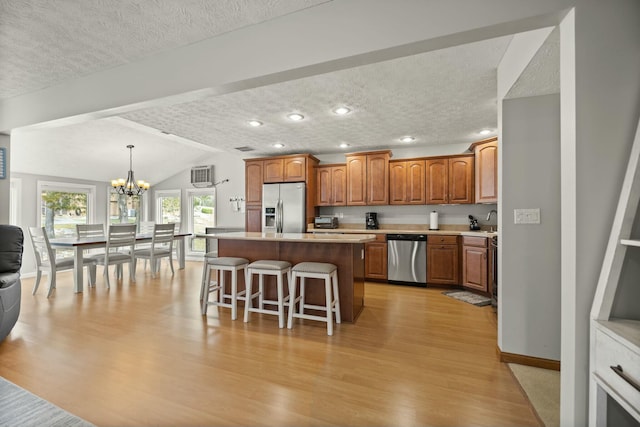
(514, 208, 541, 224)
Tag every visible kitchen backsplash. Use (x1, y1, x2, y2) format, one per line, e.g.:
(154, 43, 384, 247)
(318, 204, 498, 227)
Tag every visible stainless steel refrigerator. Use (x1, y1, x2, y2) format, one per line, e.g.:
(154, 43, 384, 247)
(262, 183, 306, 233)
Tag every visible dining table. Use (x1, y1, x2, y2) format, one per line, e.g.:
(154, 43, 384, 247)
(48, 232, 191, 293)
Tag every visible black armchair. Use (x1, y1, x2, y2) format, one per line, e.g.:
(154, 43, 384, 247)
(0, 224, 23, 342)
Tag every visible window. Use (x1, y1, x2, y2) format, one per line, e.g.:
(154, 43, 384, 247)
(186, 189, 216, 255)
(155, 190, 181, 225)
(109, 190, 145, 228)
(38, 181, 96, 238)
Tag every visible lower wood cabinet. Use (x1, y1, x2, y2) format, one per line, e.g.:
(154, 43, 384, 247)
(365, 234, 387, 280)
(426, 235, 459, 285)
(462, 236, 488, 292)
(245, 205, 262, 232)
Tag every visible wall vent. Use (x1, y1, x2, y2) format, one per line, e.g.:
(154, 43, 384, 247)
(190, 165, 214, 187)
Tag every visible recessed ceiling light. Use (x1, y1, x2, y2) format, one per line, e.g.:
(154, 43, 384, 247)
(400, 136, 415, 143)
(248, 120, 263, 127)
(287, 113, 304, 121)
(479, 129, 491, 135)
(333, 106, 351, 115)
(273, 143, 285, 148)
(339, 142, 350, 148)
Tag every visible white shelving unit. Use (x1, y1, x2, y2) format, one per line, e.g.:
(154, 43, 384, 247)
(590, 117, 640, 426)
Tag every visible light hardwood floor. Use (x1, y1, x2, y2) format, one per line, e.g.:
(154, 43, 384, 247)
(0, 261, 540, 426)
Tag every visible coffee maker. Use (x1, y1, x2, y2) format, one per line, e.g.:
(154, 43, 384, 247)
(366, 212, 379, 230)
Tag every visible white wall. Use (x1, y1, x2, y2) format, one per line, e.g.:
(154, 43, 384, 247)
(560, 3, 640, 425)
(149, 152, 246, 229)
(501, 94, 561, 360)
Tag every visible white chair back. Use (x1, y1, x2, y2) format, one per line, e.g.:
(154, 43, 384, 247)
(76, 223, 105, 239)
(106, 224, 137, 254)
(28, 227, 55, 266)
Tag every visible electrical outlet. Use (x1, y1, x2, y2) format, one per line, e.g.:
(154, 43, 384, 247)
(337, 212, 344, 219)
(514, 208, 541, 224)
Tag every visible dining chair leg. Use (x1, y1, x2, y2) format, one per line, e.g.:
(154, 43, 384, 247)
(32, 270, 42, 295)
(46, 271, 56, 298)
(168, 255, 175, 276)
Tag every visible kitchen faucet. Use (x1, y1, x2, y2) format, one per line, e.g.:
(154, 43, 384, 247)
(486, 210, 498, 232)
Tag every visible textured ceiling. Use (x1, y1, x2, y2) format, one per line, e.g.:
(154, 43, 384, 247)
(0, 0, 329, 98)
(2, 1, 558, 183)
(121, 36, 512, 157)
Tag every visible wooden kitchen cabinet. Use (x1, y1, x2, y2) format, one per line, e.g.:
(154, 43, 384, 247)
(389, 160, 426, 205)
(427, 235, 459, 285)
(316, 164, 347, 206)
(244, 159, 264, 231)
(462, 236, 488, 293)
(471, 137, 498, 203)
(365, 234, 387, 280)
(263, 155, 308, 183)
(425, 155, 474, 205)
(346, 150, 391, 206)
(245, 154, 319, 232)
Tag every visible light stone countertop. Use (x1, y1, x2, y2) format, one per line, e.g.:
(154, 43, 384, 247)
(199, 231, 377, 243)
(307, 225, 498, 238)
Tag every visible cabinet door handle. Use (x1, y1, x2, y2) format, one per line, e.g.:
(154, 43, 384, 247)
(611, 365, 640, 392)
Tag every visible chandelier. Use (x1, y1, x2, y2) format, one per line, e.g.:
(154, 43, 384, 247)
(111, 145, 150, 197)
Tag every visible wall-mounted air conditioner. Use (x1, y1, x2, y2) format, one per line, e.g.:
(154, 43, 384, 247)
(190, 165, 214, 187)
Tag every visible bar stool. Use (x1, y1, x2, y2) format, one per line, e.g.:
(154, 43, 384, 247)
(201, 255, 249, 320)
(243, 260, 292, 328)
(287, 262, 341, 336)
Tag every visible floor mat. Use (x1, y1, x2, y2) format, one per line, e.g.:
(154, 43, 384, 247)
(442, 290, 492, 306)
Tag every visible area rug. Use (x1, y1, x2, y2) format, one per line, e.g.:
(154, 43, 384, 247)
(442, 290, 492, 306)
(0, 376, 95, 427)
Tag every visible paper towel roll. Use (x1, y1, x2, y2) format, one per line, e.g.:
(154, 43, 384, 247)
(429, 211, 439, 230)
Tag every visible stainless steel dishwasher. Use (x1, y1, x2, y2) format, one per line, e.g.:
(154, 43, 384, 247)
(387, 234, 427, 286)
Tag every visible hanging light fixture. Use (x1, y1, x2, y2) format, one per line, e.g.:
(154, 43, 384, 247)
(111, 145, 150, 197)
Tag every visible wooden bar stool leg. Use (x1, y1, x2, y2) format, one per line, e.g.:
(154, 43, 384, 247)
(200, 262, 209, 300)
(325, 275, 333, 336)
(332, 270, 341, 324)
(218, 269, 225, 305)
(231, 269, 238, 320)
(244, 271, 253, 323)
(287, 272, 297, 329)
(299, 277, 306, 315)
(277, 272, 285, 328)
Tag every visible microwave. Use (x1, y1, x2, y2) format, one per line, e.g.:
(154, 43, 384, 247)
(314, 216, 339, 229)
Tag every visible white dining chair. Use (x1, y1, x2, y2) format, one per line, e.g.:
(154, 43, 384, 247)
(133, 223, 175, 278)
(132, 221, 155, 271)
(94, 224, 137, 287)
(76, 223, 106, 285)
(28, 227, 97, 297)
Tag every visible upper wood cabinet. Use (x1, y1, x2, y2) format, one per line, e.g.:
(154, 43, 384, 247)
(316, 164, 347, 206)
(263, 155, 308, 183)
(471, 137, 498, 203)
(425, 155, 474, 204)
(389, 160, 426, 205)
(346, 150, 391, 206)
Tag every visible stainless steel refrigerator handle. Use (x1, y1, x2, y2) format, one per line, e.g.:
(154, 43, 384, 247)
(277, 199, 283, 233)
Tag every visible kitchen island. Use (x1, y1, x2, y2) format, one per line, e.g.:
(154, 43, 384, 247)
(203, 232, 376, 322)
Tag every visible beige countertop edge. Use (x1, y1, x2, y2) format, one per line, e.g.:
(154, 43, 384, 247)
(307, 227, 498, 237)
(199, 232, 376, 243)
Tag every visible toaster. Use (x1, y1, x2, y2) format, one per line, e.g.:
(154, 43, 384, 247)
(314, 216, 339, 229)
